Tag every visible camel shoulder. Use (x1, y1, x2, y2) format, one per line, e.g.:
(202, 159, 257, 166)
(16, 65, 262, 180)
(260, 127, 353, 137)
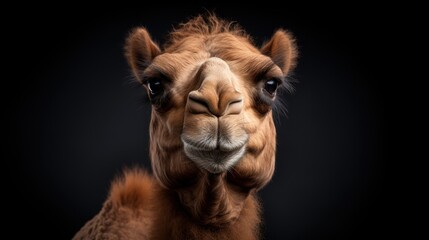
(73, 169, 155, 240)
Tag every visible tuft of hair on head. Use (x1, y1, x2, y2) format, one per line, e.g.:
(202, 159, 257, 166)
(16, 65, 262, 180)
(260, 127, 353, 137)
(165, 13, 249, 48)
(110, 168, 155, 210)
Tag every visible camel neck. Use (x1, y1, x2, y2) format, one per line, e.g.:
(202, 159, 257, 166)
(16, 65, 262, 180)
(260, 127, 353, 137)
(150, 178, 260, 240)
(178, 172, 248, 226)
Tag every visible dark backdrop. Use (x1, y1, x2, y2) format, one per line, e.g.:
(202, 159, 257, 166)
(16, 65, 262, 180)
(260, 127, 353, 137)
(13, 5, 386, 240)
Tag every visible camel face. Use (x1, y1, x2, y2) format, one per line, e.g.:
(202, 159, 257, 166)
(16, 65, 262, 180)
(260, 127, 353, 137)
(125, 15, 296, 189)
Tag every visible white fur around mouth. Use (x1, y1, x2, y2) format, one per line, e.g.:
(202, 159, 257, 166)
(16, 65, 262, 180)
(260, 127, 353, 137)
(182, 139, 246, 174)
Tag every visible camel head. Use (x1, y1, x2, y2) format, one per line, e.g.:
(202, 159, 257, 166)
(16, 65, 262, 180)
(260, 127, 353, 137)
(125, 15, 297, 191)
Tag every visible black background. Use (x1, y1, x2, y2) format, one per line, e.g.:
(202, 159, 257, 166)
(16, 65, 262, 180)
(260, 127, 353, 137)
(13, 4, 386, 240)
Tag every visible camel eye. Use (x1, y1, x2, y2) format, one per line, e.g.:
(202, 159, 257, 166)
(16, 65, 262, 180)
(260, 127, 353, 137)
(142, 76, 171, 111)
(263, 78, 279, 96)
(147, 78, 164, 96)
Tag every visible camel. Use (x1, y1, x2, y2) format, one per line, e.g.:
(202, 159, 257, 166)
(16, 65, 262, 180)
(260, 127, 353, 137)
(73, 14, 297, 240)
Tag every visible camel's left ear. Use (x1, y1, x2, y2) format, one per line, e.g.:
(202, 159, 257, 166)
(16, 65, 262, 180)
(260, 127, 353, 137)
(261, 30, 297, 75)
(125, 27, 161, 82)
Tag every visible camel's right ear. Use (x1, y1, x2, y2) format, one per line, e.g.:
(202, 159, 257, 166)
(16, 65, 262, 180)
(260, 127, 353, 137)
(261, 30, 297, 76)
(125, 28, 161, 81)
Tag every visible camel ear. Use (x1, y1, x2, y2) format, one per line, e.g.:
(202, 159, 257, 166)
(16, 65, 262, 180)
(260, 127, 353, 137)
(125, 28, 161, 81)
(261, 29, 297, 75)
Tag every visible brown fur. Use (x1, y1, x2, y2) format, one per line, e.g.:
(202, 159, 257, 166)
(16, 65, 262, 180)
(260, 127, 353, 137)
(74, 14, 297, 239)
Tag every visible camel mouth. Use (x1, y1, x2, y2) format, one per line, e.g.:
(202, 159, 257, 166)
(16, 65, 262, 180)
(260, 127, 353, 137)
(181, 136, 248, 173)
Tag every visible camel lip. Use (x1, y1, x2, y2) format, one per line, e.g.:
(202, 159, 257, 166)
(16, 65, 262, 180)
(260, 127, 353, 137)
(180, 134, 249, 152)
(182, 140, 246, 173)
(183, 142, 245, 161)
(182, 140, 245, 153)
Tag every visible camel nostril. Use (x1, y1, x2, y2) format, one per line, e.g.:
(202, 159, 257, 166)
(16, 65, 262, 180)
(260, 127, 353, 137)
(226, 98, 243, 115)
(230, 99, 243, 105)
(188, 95, 212, 115)
(189, 96, 210, 108)
(188, 91, 244, 116)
